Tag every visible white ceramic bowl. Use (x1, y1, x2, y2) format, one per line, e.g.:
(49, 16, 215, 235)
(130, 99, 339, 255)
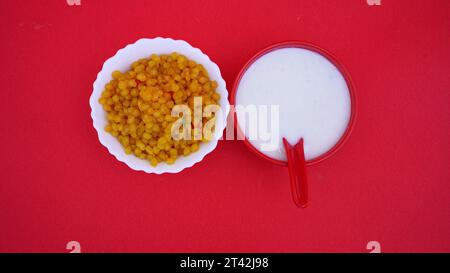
(90, 37, 229, 174)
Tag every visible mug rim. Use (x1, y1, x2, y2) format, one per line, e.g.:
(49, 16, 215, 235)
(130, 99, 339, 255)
(230, 40, 357, 166)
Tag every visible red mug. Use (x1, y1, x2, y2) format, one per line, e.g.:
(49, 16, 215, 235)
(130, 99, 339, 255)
(230, 41, 357, 207)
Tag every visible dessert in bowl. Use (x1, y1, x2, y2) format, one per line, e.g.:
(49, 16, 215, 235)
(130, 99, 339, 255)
(90, 38, 229, 174)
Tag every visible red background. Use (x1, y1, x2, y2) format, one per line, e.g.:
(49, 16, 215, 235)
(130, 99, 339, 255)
(1, 0, 449, 253)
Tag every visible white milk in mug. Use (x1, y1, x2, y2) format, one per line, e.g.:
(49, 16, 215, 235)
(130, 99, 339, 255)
(235, 47, 352, 162)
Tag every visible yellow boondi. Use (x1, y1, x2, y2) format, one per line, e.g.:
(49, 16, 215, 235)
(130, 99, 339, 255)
(99, 52, 220, 166)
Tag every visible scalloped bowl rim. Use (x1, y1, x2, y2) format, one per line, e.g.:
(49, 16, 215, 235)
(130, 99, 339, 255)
(89, 37, 229, 174)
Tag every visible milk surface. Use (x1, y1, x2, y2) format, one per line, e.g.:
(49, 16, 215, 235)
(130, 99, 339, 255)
(235, 47, 351, 161)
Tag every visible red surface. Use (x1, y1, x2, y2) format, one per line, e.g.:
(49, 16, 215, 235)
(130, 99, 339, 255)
(0, 0, 449, 253)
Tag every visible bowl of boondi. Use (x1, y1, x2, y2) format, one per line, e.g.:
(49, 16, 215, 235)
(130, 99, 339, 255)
(90, 37, 229, 174)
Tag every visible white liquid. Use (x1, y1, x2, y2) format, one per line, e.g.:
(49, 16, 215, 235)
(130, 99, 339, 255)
(235, 47, 351, 161)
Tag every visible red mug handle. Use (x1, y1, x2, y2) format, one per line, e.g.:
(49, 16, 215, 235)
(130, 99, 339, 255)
(283, 138, 308, 208)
